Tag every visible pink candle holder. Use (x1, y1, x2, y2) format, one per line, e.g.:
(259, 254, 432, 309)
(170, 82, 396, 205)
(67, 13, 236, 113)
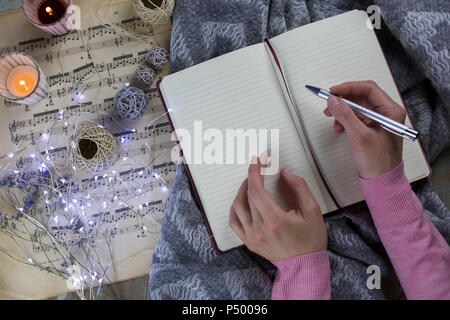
(22, 0, 73, 36)
(0, 53, 48, 105)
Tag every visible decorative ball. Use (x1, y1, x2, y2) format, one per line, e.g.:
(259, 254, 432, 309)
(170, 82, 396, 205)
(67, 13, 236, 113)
(133, 0, 175, 25)
(72, 126, 117, 173)
(114, 86, 149, 120)
(145, 47, 169, 69)
(135, 65, 156, 87)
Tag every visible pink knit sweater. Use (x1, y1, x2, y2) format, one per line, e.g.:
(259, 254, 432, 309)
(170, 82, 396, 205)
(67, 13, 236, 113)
(271, 162, 450, 300)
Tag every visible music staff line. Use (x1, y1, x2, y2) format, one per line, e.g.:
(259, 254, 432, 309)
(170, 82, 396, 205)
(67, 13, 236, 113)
(46, 51, 149, 88)
(0, 17, 153, 57)
(10, 115, 171, 145)
(9, 91, 161, 131)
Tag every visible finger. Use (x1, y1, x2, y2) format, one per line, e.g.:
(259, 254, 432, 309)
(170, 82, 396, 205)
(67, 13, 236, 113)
(247, 157, 281, 217)
(229, 207, 245, 241)
(330, 81, 408, 122)
(248, 155, 264, 190)
(333, 120, 344, 133)
(232, 179, 252, 229)
(280, 168, 321, 219)
(324, 108, 345, 133)
(330, 81, 394, 108)
(327, 96, 371, 136)
(239, 178, 263, 224)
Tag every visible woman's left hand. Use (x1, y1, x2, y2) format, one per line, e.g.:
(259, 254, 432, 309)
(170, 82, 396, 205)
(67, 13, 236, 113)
(229, 157, 328, 262)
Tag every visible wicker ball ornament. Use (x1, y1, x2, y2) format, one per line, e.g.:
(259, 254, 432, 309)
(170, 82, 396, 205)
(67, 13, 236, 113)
(133, 0, 175, 25)
(72, 126, 117, 173)
(135, 65, 156, 87)
(114, 86, 149, 120)
(145, 47, 169, 69)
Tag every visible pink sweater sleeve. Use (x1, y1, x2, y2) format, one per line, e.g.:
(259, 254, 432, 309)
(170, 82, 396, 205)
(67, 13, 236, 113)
(271, 251, 330, 300)
(359, 161, 450, 300)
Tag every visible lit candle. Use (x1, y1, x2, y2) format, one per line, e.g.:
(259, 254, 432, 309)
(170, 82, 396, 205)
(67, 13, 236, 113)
(6, 66, 38, 97)
(0, 53, 48, 105)
(22, 0, 72, 36)
(37, 0, 67, 25)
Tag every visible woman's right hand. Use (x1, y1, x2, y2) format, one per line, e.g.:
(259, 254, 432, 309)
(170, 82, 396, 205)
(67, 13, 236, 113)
(323, 81, 407, 179)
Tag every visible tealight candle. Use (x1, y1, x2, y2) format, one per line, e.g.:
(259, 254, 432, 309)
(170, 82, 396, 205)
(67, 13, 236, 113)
(22, 0, 73, 35)
(7, 66, 38, 97)
(0, 53, 48, 105)
(37, 0, 67, 24)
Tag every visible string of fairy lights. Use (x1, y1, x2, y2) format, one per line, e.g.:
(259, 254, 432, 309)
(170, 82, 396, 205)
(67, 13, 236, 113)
(0, 0, 175, 299)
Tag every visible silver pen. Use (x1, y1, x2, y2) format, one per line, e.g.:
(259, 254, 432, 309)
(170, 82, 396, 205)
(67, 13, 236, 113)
(305, 85, 418, 141)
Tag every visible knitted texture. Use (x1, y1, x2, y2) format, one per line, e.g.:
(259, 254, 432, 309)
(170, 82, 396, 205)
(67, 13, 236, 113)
(150, 0, 450, 300)
(114, 86, 149, 120)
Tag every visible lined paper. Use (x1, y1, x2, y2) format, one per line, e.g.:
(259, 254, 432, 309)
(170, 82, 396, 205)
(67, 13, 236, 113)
(270, 10, 429, 207)
(160, 10, 429, 251)
(160, 44, 328, 251)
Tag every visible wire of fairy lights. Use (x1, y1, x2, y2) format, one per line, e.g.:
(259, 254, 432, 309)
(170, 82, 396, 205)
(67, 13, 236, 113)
(0, 0, 174, 299)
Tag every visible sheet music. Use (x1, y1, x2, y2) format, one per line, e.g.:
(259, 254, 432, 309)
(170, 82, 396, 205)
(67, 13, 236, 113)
(0, 0, 174, 299)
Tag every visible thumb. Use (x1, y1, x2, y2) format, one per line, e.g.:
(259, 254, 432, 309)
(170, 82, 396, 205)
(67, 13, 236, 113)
(327, 96, 368, 135)
(281, 168, 321, 218)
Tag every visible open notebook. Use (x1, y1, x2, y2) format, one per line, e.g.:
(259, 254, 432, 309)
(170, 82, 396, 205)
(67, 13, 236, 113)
(157, 10, 430, 253)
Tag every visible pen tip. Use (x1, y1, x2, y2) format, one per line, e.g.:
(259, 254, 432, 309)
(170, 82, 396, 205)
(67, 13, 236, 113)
(305, 85, 320, 94)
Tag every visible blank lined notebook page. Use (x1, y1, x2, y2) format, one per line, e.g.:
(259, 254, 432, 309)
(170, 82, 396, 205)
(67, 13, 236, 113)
(270, 10, 429, 207)
(160, 44, 328, 251)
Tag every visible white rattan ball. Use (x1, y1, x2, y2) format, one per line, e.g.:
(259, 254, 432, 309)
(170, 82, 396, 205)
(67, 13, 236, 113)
(145, 47, 169, 69)
(133, 0, 175, 25)
(72, 126, 117, 173)
(114, 86, 149, 120)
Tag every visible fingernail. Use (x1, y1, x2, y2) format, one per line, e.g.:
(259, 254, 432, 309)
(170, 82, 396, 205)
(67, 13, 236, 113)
(259, 153, 270, 166)
(328, 96, 339, 109)
(282, 168, 293, 175)
(250, 155, 257, 164)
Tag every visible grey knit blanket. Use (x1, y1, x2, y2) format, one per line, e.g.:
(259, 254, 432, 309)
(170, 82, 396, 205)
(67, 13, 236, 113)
(150, 0, 450, 299)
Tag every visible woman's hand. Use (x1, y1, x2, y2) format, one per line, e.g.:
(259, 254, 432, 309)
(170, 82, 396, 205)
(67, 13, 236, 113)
(323, 81, 406, 179)
(229, 157, 327, 262)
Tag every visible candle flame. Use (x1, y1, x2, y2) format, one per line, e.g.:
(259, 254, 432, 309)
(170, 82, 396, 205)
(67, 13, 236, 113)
(46, 7, 54, 16)
(19, 80, 29, 91)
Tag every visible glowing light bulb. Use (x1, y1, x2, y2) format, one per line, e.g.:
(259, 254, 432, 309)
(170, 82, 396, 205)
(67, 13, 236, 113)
(46, 7, 54, 16)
